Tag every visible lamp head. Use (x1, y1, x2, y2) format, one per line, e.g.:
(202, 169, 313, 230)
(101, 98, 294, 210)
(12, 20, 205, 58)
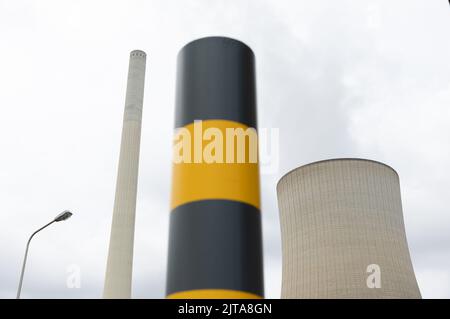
(54, 210, 73, 222)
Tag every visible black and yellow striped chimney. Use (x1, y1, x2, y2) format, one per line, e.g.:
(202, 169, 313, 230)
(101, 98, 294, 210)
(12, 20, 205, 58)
(166, 37, 264, 299)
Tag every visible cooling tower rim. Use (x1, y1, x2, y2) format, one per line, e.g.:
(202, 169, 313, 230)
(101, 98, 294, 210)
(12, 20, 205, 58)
(178, 36, 255, 57)
(277, 158, 399, 190)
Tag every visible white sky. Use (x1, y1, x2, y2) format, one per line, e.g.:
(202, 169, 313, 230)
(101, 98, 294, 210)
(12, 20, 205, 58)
(0, 0, 449, 298)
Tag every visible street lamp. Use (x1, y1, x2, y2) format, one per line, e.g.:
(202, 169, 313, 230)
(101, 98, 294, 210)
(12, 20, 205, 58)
(16, 210, 73, 299)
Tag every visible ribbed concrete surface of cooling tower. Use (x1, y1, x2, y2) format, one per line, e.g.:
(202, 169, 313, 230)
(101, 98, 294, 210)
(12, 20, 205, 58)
(277, 158, 421, 299)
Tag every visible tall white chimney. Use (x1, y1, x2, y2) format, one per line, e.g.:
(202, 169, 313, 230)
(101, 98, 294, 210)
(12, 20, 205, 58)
(103, 50, 146, 298)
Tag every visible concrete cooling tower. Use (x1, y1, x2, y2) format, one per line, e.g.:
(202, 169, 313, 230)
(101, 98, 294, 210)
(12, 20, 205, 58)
(277, 158, 421, 298)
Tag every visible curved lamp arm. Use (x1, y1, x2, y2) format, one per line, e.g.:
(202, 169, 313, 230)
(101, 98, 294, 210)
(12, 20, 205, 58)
(16, 220, 55, 299)
(16, 210, 72, 299)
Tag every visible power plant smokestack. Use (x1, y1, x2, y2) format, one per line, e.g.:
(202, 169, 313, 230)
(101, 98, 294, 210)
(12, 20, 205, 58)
(166, 37, 264, 299)
(277, 158, 421, 298)
(103, 50, 146, 299)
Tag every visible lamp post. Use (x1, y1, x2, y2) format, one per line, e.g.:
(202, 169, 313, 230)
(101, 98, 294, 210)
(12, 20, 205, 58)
(16, 210, 73, 299)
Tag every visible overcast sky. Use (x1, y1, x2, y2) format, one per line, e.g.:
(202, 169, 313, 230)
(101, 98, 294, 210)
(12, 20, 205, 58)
(0, 0, 449, 299)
